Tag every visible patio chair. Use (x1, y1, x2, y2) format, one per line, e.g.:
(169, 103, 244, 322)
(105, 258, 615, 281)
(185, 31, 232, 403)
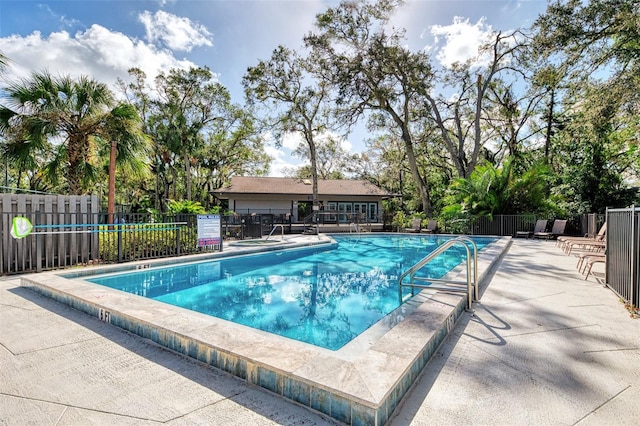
(565, 239, 606, 256)
(582, 255, 606, 281)
(405, 218, 421, 233)
(557, 222, 606, 248)
(534, 219, 567, 240)
(577, 251, 605, 274)
(516, 219, 547, 239)
(420, 220, 438, 234)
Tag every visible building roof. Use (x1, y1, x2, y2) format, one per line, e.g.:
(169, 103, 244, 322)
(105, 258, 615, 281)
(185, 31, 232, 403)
(213, 176, 389, 197)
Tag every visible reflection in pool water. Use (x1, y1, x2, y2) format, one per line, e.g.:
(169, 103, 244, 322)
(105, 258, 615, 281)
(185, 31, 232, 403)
(87, 234, 495, 350)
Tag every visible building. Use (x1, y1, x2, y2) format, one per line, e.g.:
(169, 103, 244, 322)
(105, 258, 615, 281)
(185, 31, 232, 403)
(212, 177, 390, 227)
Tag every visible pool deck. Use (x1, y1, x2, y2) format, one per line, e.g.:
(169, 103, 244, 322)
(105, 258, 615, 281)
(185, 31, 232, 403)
(2, 237, 640, 425)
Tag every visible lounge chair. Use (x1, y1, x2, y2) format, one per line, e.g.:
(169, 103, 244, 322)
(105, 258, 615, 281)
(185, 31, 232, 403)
(582, 255, 606, 281)
(534, 219, 567, 240)
(405, 218, 421, 233)
(557, 222, 606, 248)
(516, 219, 547, 239)
(420, 220, 437, 234)
(565, 239, 606, 256)
(577, 251, 605, 274)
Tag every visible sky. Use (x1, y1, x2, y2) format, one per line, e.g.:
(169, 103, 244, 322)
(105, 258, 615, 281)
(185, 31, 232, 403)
(0, 0, 551, 176)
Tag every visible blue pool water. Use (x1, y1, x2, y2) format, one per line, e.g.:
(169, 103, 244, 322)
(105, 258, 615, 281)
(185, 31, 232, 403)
(87, 234, 495, 350)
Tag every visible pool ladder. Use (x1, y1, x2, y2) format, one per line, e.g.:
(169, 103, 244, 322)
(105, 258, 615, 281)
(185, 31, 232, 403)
(265, 224, 285, 241)
(349, 222, 362, 235)
(398, 236, 478, 311)
(348, 223, 361, 245)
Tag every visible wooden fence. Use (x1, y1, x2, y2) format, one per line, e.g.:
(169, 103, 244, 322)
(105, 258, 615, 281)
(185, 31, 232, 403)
(1, 196, 285, 274)
(1, 194, 100, 274)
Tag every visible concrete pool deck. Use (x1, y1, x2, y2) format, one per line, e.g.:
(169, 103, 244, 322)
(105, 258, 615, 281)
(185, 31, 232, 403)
(1, 238, 639, 425)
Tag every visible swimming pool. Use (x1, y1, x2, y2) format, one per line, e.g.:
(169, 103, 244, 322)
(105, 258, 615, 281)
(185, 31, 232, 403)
(86, 234, 495, 350)
(24, 233, 510, 425)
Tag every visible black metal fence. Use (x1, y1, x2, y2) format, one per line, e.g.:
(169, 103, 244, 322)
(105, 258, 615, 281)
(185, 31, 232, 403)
(463, 214, 604, 237)
(606, 206, 639, 309)
(2, 206, 609, 275)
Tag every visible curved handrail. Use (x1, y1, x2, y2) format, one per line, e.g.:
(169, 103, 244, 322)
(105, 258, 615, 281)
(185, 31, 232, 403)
(265, 224, 285, 241)
(398, 236, 478, 310)
(348, 222, 361, 245)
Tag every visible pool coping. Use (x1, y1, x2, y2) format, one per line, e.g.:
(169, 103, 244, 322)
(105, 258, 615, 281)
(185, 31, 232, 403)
(20, 233, 511, 426)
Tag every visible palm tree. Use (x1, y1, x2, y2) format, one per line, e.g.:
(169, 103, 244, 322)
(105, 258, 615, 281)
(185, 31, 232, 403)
(1, 71, 116, 194)
(0, 122, 50, 191)
(98, 103, 151, 223)
(444, 159, 554, 219)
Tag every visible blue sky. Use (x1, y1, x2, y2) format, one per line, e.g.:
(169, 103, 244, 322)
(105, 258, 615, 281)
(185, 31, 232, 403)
(0, 0, 550, 176)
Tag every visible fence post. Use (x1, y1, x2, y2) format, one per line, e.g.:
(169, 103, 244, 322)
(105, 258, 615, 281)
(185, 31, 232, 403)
(176, 227, 181, 256)
(36, 232, 42, 273)
(117, 225, 123, 263)
(632, 205, 637, 308)
(35, 209, 41, 272)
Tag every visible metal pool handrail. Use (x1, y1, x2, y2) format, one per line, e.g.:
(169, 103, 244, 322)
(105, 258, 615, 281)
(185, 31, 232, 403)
(265, 224, 286, 241)
(349, 222, 360, 234)
(398, 236, 479, 311)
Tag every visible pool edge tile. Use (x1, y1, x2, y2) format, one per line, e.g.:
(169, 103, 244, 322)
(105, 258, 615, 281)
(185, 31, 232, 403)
(19, 235, 511, 426)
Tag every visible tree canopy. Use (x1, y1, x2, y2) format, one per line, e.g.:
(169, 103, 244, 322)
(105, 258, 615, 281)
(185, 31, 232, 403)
(1, 0, 638, 220)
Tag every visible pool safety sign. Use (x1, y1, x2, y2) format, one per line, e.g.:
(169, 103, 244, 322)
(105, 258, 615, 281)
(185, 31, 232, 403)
(197, 214, 222, 248)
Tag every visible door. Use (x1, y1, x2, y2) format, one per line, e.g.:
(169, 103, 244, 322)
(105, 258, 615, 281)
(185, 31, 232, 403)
(353, 203, 367, 222)
(338, 202, 353, 223)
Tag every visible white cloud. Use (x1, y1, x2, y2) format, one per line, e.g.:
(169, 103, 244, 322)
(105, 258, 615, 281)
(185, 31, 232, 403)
(264, 144, 301, 177)
(428, 16, 494, 68)
(38, 3, 82, 29)
(138, 10, 212, 52)
(335, 134, 353, 153)
(264, 130, 354, 177)
(0, 25, 198, 94)
(281, 132, 304, 151)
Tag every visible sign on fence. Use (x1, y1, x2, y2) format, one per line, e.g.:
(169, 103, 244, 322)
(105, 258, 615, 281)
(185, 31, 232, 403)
(197, 214, 222, 248)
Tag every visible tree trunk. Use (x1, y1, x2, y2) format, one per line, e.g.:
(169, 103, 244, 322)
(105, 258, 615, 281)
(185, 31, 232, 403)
(107, 140, 117, 224)
(67, 135, 84, 194)
(426, 95, 467, 178)
(307, 129, 319, 210)
(469, 74, 484, 178)
(402, 135, 431, 215)
(386, 105, 432, 214)
(544, 88, 555, 164)
(183, 147, 192, 201)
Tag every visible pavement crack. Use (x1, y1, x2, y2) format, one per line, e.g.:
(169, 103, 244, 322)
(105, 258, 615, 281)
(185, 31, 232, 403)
(505, 324, 597, 338)
(567, 304, 608, 308)
(11, 336, 103, 356)
(0, 302, 36, 311)
(53, 406, 68, 426)
(572, 385, 632, 425)
(583, 347, 640, 354)
(163, 389, 248, 423)
(0, 392, 163, 423)
(0, 342, 17, 356)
